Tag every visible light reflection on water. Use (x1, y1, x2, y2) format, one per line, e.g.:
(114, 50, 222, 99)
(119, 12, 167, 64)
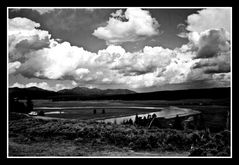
(98, 106, 200, 124)
(33, 106, 200, 123)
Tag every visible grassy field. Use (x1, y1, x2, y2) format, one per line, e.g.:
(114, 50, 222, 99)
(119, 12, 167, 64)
(10, 99, 230, 156)
(8, 113, 230, 157)
(20, 99, 230, 131)
(29, 98, 230, 108)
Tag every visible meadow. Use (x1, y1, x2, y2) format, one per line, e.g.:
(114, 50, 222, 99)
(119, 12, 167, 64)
(8, 112, 230, 157)
(9, 98, 230, 156)
(28, 99, 230, 131)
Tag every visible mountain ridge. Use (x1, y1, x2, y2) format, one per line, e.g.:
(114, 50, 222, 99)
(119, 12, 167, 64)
(8, 86, 230, 100)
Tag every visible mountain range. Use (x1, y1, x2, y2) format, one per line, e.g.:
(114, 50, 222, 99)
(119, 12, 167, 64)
(9, 86, 136, 99)
(9, 86, 230, 101)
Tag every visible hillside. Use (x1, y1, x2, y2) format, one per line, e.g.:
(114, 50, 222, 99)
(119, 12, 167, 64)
(9, 86, 136, 100)
(9, 86, 230, 101)
(9, 87, 57, 99)
(58, 86, 136, 96)
(52, 87, 230, 101)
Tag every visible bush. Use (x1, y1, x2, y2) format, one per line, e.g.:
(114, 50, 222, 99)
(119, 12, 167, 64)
(9, 113, 230, 156)
(189, 147, 206, 156)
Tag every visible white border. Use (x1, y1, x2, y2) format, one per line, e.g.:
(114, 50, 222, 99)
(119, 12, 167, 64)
(7, 7, 233, 159)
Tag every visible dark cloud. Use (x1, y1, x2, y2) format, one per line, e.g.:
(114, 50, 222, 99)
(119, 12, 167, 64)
(196, 28, 230, 59)
(13, 36, 50, 62)
(192, 52, 230, 74)
(116, 66, 157, 76)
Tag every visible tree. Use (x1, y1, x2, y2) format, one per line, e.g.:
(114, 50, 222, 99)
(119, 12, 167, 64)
(174, 115, 183, 130)
(128, 118, 133, 125)
(38, 110, 45, 116)
(135, 113, 139, 125)
(9, 97, 26, 113)
(152, 113, 157, 119)
(26, 98, 33, 113)
(102, 109, 105, 114)
(93, 109, 96, 114)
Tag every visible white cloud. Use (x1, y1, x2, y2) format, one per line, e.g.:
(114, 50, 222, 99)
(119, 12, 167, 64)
(186, 8, 231, 34)
(71, 81, 78, 86)
(92, 8, 160, 45)
(111, 46, 175, 76)
(10, 82, 53, 91)
(10, 82, 74, 92)
(54, 83, 72, 91)
(183, 8, 231, 83)
(9, 14, 231, 91)
(195, 28, 230, 58)
(9, 61, 21, 74)
(8, 17, 51, 61)
(18, 41, 97, 80)
(9, 17, 40, 31)
(10, 82, 25, 88)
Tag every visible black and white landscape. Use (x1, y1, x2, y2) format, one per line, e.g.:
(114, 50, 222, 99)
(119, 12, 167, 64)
(8, 7, 231, 158)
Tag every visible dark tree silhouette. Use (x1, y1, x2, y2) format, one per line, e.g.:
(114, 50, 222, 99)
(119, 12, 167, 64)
(152, 113, 157, 119)
(26, 98, 33, 114)
(38, 110, 45, 116)
(93, 109, 96, 114)
(9, 97, 16, 113)
(128, 118, 133, 125)
(174, 115, 183, 130)
(135, 113, 139, 125)
(102, 109, 105, 114)
(9, 97, 26, 113)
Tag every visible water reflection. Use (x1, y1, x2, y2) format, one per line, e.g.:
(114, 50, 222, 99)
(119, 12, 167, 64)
(98, 106, 201, 124)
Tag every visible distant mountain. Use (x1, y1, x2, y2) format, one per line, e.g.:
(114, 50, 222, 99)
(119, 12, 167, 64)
(9, 87, 57, 99)
(104, 87, 230, 101)
(9, 86, 136, 100)
(9, 86, 230, 101)
(57, 86, 136, 96)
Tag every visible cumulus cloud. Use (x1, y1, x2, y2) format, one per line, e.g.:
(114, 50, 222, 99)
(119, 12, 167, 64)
(111, 46, 175, 76)
(92, 8, 160, 45)
(192, 53, 230, 74)
(9, 61, 21, 74)
(182, 8, 231, 84)
(186, 8, 231, 33)
(8, 17, 51, 61)
(18, 42, 97, 80)
(194, 28, 230, 59)
(212, 72, 230, 82)
(8, 10, 231, 91)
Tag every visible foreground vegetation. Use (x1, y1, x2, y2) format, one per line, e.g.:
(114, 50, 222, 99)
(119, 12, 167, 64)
(9, 113, 230, 157)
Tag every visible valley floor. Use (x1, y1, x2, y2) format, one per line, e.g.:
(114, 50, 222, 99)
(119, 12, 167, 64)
(8, 112, 230, 157)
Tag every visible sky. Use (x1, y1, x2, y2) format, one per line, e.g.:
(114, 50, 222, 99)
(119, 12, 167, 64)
(8, 7, 231, 92)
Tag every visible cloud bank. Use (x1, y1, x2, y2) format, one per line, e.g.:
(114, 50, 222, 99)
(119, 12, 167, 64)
(8, 8, 231, 91)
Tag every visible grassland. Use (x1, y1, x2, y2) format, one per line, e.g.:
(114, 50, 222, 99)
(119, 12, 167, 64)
(9, 111, 230, 157)
(9, 98, 230, 157)
(25, 99, 230, 131)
